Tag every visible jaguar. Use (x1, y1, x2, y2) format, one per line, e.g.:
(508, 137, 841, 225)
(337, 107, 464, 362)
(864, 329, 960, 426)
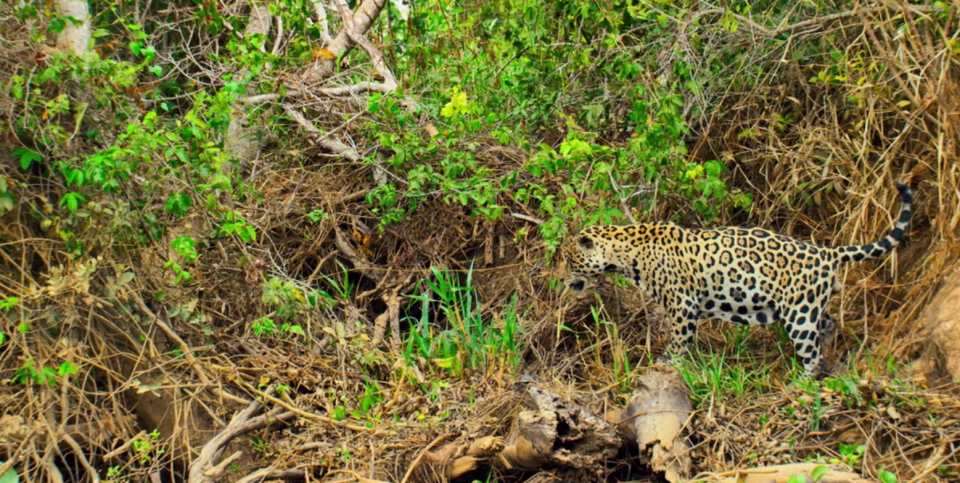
(562, 184, 913, 375)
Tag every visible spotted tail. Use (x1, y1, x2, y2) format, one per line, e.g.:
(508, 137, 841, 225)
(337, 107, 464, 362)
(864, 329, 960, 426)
(838, 183, 913, 263)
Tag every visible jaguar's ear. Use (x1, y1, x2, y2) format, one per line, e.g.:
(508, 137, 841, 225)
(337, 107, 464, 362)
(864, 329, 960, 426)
(578, 236, 594, 250)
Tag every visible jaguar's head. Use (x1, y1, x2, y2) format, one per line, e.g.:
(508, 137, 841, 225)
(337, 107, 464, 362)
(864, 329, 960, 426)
(560, 229, 610, 292)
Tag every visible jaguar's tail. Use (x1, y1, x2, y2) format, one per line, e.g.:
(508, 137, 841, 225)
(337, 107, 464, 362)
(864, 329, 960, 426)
(837, 183, 913, 263)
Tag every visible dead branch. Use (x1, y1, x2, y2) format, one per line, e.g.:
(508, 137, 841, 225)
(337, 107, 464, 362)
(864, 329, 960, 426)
(233, 379, 377, 433)
(334, 0, 398, 93)
(283, 105, 361, 161)
(400, 433, 454, 483)
(510, 213, 544, 225)
(133, 295, 250, 406)
(202, 451, 243, 478)
(371, 289, 402, 349)
(498, 385, 621, 470)
(188, 387, 296, 483)
(333, 228, 384, 282)
(303, 0, 389, 82)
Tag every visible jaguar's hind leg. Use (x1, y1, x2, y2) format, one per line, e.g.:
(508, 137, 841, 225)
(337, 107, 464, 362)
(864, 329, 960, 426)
(819, 312, 837, 344)
(813, 312, 838, 375)
(784, 308, 826, 376)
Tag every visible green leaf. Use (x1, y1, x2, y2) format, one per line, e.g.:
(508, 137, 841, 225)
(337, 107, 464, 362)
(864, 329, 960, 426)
(142, 45, 156, 60)
(0, 193, 14, 213)
(170, 237, 197, 259)
(878, 470, 897, 483)
(811, 465, 829, 482)
(57, 362, 78, 377)
(12, 148, 41, 170)
(118, 271, 136, 285)
(0, 463, 19, 483)
(148, 65, 163, 77)
(432, 357, 457, 369)
(165, 192, 193, 217)
(49, 17, 66, 33)
(786, 475, 805, 483)
(440, 87, 469, 118)
(59, 192, 85, 213)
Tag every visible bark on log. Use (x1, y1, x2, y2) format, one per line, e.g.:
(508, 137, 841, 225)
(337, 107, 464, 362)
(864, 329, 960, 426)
(916, 263, 960, 380)
(497, 385, 621, 470)
(608, 368, 693, 483)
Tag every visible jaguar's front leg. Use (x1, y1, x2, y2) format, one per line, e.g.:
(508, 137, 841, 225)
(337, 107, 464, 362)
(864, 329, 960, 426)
(655, 300, 700, 366)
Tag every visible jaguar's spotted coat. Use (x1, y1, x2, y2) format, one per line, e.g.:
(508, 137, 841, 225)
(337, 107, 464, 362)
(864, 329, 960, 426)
(562, 184, 913, 375)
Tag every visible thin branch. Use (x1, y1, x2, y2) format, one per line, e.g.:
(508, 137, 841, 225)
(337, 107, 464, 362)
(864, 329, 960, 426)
(510, 213, 545, 225)
(400, 433, 455, 483)
(60, 433, 101, 483)
(242, 76, 397, 104)
(103, 431, 147, 460)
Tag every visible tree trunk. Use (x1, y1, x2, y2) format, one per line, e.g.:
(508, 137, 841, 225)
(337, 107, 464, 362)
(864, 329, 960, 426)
(55, 0, 91, 55)
(223, 5, 272, 172)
